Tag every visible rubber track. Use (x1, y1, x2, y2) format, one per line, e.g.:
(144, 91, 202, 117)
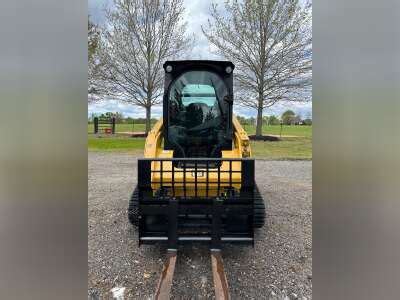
(129, 185, 266, 228)
(253, 185, 266, 228)
(128, 186, 139, 226)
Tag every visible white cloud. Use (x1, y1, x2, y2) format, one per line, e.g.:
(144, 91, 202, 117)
(183, 0, 219, 60)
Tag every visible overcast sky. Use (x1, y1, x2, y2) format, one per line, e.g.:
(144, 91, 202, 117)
(88, 0, 312, 119)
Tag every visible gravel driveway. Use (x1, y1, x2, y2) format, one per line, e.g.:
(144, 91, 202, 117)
(88, 152, 312, 299)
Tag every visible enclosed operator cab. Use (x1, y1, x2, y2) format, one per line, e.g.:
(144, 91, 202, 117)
(163, 61, 234, 159)
(129, 60, 265, 249)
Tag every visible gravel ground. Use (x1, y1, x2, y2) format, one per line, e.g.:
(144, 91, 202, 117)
(88, 152, 312, 299)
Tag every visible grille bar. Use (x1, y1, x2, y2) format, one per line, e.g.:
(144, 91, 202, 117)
(139, 158, 254, 198)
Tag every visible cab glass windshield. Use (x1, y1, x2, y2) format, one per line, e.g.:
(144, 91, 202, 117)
(168, 71, 228, 129)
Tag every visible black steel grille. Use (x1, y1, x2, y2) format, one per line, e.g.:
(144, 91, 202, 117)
(138, 158, 255, 198)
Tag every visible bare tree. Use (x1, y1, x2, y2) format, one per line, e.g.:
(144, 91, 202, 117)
(88, 16, 115, 104)
(202, 0, 312, 136)
(95, 0, 192, 133)
(88, 17, 103, 102)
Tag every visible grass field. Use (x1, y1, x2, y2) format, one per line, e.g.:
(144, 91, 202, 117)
(88, 125, 311, 160)
(88, 122, 311, 137)
(88, 135, 145, 153)
(241, 124, 312, 138)
(251, 137, 311, 160)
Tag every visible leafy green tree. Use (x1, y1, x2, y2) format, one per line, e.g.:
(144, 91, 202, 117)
(124, 117, 134, 124)
(268, 115, 280, 125)
(236, 115, 247, 125)
(98, 112, 124, 122)
(282, 110, 296, 125)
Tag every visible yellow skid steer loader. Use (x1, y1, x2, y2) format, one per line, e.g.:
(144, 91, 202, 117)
(128, 60, 265, 249)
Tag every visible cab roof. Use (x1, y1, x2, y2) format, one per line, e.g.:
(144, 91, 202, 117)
(163, 60, 235, 72)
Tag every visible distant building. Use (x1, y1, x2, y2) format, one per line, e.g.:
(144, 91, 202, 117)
(288, 115, 302, 125)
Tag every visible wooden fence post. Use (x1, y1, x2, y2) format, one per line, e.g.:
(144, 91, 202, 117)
(111, 117, 116, 134)
(94, 117, 98, 134)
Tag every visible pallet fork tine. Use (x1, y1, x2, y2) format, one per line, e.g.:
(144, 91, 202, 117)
(154, 249, 231, 300)
(211, 249, 231, 300)
(154, 249, 177, 300)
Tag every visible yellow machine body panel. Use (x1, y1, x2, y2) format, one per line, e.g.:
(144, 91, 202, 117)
(143, 116, 251, 197)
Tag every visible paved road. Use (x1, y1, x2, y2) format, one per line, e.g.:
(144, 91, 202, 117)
(88, 152, 312, 299)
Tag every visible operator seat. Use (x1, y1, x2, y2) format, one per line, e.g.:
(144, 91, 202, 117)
(185, 102, 209, 128)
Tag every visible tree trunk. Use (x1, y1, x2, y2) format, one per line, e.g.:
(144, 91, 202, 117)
(255, 105, 263, 137)
(145, 106, 151, 134)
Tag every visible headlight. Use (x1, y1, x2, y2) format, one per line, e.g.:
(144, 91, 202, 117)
(166, 65, 173, 72)
(225, 66, 232, 74)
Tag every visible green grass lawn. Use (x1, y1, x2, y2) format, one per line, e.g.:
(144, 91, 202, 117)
(88, 125, 312, 160)
(88, 122, 311, 137)
(241, 124, 312, 137)
(88, 134, 145, 153)
(251, 137, 311, 160)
